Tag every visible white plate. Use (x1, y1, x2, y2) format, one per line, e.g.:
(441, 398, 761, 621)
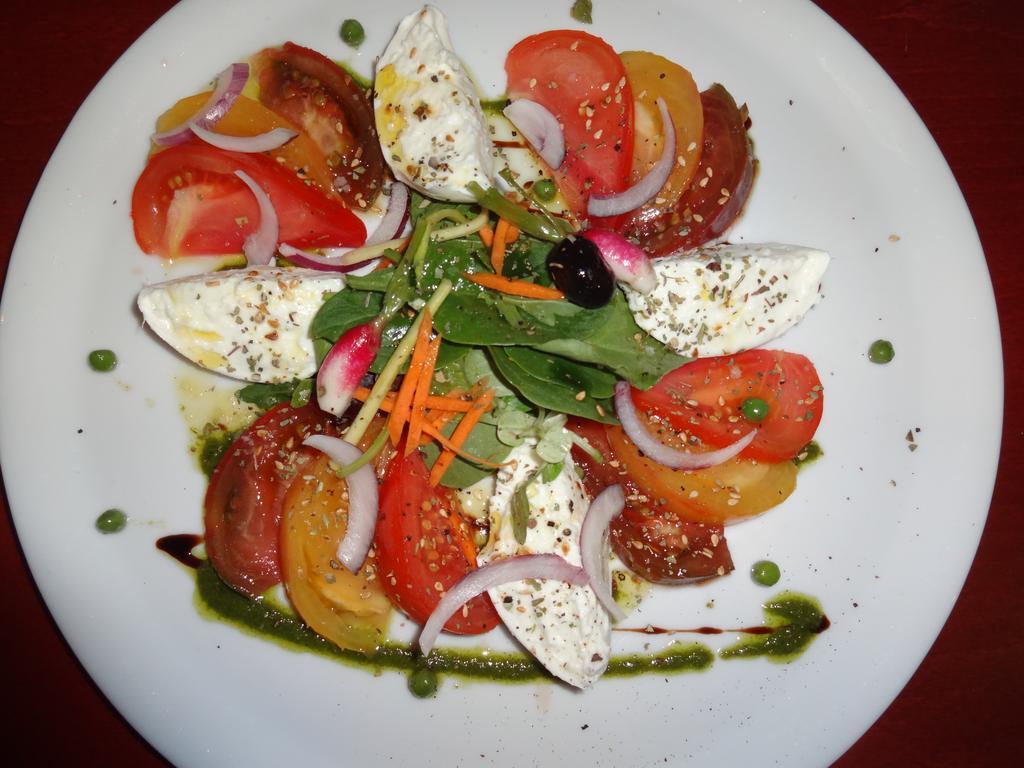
(0, 1, 1001, 765)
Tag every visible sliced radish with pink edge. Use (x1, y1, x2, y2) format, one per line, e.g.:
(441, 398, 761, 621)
(317, 322, 381, 417)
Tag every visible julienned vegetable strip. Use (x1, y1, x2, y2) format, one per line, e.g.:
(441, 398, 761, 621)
(338, 236, 411, 265)
(467, 181, 565, 242)
(351, 387, 473, 413)
(334, 424, 390, 479)
(491, 219, 509, 275)
(420, 386, 468, 445)
(346, 279, 453, 444)
(464, 272, 566, 300)
(389, 308, 434, 446)
(432, 209, 490, 242)
(478, 224, 494, 248)
(429, 388, 496, 486)
(407, 336, 442, 455)
(420, 422, 506, 468)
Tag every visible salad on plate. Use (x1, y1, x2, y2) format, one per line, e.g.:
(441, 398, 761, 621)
(131, 4, 830, 692)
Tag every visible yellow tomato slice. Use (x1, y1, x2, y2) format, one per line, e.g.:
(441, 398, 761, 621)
(620, 51, 704, 212)
(280, 451, 391, 654)
(606, 424, 797, 525)
(153, 92, 336, 194)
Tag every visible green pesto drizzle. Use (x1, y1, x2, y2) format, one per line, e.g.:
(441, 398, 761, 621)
(194, 562, 713, 684)
(793, 440, 823, 469)
(197, 428, 240, 479)
(719, 592, 827, 662)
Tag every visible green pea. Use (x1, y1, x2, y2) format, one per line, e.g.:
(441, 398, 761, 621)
(88, 349, 118, 372)
(868, 339, 895, 364)
(340, 19, 365, 47)
(751, 560, 781, 587)
(408, 667, 439, 698)
(570, 0, 594, 24)
(532, 179, 557, 202)
(741, 397, 769, 423)
(96, 509, 127, 534)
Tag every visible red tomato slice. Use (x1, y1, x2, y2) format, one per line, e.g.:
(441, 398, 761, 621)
(567, 418, 733, 583)
(506, 30, 634, 215)
(619, 83, 754, 254)
(203, 403, 339, 599)
(374, 447, 500, 635)
(631, 350, 824, 462)
(131, 141, 366, 258)
(153, 93, 338, 197)
(253, 43, 386, 210)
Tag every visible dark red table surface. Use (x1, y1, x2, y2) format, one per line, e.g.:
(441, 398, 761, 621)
(1, 1, 1020, 765)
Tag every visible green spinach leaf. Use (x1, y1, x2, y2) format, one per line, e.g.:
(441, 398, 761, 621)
(503, 346, 617, 399)
(489, 347, 617, 424)
(310, 288, 383, 341)
(534, 292, 686, 388)
(236, 380, 300, 410)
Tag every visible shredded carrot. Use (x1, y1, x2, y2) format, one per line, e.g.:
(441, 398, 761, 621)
(463, 272, 565, 300)
(352, 387, 474, 414)
(417, 408, 452, 446)
(429, 408, 459, 430)
(429, 388, 496, 486)
(352, 387, 471, 413)
(388, 309, 433, 446)
(420, 422, 506, 468)
(478, 224, 494, 248)
(418, 387, 467, 445)
(406, 335, 441, 455)
(491, 219, 509, 275)
(505, 224, 521, 243)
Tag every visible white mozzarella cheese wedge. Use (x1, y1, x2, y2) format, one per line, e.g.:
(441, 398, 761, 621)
(625, 243, 830, 358)
(479, 444, 610, 688)
(137, 267, 345, 383)
(374, 5, 497, 202)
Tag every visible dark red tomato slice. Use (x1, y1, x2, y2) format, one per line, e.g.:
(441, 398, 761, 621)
(204, 403, 340, 599)
(131, 141, 366, 258)
(631, 350, 823, 462)
(374, 446, 500, 634)
(619, 83, 754, 254)
(567, 418, 733, 584)
(506, 30, 634, 216)
(254, 42, 386, 210)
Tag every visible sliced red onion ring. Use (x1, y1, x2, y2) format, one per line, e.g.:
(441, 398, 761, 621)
(152, 62, 249, 147)
(365, 183, 410, 245)
(302, 435, 379, 572)
(234, 170, 278, 266)
(587, 97, 676, 218)
(503, 99, 566, 169)
(581, 229, 657, 294)
(316, 323, 381, 416)
(278, 237, 409, 272)
(419, 554, 589, 656)
(278, 244, 364, 273)
(614, 381, 757, 469)
(580, 485, 626, 621)
(189, 122, 297, 153)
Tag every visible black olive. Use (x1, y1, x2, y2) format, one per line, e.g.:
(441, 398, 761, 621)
(546, 236, 615, 308)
